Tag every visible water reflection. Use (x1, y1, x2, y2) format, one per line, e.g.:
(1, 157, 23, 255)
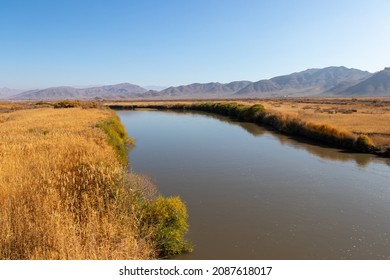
(145, 109, 389, 168)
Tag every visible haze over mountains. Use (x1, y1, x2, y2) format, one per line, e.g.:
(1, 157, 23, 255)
(10, 83, 148, 100)
(151, 80, 253, 98)
(5, 66, 390, 100)
(0, 87, 24, 98)
(236, 67, 371, 96)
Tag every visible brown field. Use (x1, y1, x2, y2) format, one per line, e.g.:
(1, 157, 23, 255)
(0, 107, 156, 259)
(105, 97, 390, 150)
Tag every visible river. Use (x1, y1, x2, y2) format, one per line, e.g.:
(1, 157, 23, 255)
(117, 109, 390, 259)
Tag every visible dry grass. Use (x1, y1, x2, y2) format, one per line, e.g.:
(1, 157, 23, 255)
(0, 107, 155, 259)
(250, 98, 390, 149)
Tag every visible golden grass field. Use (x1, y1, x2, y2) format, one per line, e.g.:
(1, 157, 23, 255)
(0, 106, 156, 259)
(105, 97, 390, 150)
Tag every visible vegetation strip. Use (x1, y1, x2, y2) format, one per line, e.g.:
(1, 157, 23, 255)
(111, 102, 387, 157)
(0, 106, 191, 259)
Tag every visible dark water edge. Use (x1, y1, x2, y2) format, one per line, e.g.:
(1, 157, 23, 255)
(118, 110, 390, 260)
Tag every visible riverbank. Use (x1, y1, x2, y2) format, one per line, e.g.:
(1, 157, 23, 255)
(0, 105, 190, 259)
(108, 100, 389, 157)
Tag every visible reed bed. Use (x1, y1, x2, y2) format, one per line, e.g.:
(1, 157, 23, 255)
(0, 107, 190, 259)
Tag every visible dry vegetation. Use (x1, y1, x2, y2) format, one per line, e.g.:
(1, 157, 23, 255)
(106, 98, 390, 155)
(255, 98, 390, 149)
(0, 104, 190, 259)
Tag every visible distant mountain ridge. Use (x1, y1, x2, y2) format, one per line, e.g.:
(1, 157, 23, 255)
(145, 66, 374, 98)
(12, 83, 148, 100)
(7, 66, 390, 100)
(342, 68, 390, 96)
(155, 81, 252, 97)
(235, 67, 372, 96)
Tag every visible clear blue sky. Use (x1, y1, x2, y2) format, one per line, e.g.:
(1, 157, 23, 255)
(1, 0, 389, 89)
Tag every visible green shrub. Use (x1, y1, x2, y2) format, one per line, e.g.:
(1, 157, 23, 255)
(96, 116, 129, 165)
(241, 104, 265, 122)
(142, 196, 191, 257)
(355, 135, 375, 152)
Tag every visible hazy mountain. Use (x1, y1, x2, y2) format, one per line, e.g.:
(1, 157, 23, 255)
(156, 81, 252, 98)
(153, 67, 372, 98)
(324, 80, 364, 94)
(234, 79, 281, 94)
(143, 85, 167, 91)
(159, 83, 231, 96)
(6, 66, 389, 100)
(0, 87, 25, 98)
(224, 81, 253, 92)
(11, 83, 148, 100)
(81, 83, 147, 98)
(235, 67, 372, 96)
(14, 87, 80, 100)
(342, 68, 390, 96)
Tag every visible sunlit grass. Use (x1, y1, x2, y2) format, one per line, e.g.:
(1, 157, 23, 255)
(0, 107, 190, 259)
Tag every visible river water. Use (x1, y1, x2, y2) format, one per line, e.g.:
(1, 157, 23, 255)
(117, 109, 390, 259)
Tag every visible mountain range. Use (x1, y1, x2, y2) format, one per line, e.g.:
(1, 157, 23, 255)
(5, 66, 390, 100)
(343, 67, 390, 96)
(10, 83, 148, 100)
(236, 67, 371, 96)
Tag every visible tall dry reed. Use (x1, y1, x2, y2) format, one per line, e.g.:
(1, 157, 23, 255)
(0, 108, 155, 259)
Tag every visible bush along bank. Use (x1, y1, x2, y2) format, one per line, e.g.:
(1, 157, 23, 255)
(135, 102, 378, 155)
(96, 112, 192, 258)
(96, 116, 129, 165)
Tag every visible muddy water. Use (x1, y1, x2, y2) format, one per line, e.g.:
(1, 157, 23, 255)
(117, 110, 390, 259)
